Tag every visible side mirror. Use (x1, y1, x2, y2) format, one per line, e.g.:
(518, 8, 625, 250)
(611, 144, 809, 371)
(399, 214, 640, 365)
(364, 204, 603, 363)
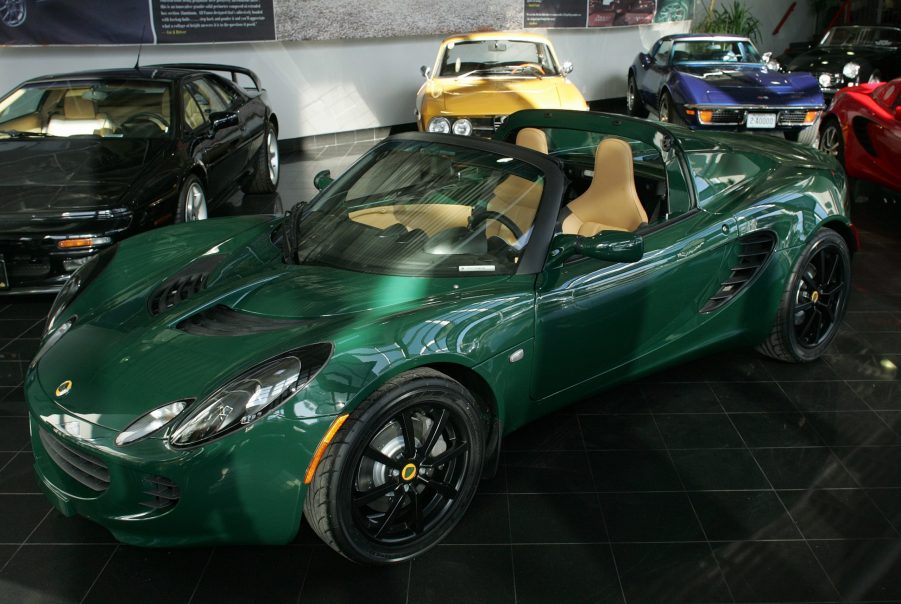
(313, 169, 333, 191)
(761, 51, 772, 63)
(548, 231, 644, 266)
(209, 111, 239, 132)
(639, 53, 653, 69)
(421, 65, 432, 79)
(561, 61, 574, 75)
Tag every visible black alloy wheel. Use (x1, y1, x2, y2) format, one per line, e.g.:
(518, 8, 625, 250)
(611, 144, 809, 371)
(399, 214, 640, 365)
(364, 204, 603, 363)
(304, 368, 484, 564)
(792, 242, 847, 349)
(758, 228, 851, 362)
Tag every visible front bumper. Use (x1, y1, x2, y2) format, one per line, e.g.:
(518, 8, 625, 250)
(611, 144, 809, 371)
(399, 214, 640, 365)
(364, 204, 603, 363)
(680, 105, 822, 131)
(27, 379, 336, 546)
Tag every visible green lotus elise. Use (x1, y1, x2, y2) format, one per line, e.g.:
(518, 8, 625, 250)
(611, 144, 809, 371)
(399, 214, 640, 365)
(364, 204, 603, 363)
(26, 110, 856, 564)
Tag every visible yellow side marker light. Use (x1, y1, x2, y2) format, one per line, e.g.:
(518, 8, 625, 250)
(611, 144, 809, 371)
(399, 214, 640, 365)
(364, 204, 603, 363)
(303, 413, 349, 484)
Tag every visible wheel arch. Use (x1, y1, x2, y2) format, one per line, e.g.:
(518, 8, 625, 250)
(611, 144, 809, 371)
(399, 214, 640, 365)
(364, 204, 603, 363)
(268, 112, 279, 134)
(821, 219, 858, 255)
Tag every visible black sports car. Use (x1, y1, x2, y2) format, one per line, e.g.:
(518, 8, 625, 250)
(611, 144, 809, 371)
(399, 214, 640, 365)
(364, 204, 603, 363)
(781, 25, 901, 101)
(0, 63, 279, 293)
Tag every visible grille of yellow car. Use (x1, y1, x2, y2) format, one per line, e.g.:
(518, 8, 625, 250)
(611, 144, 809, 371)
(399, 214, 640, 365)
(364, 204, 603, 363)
(39, 429, 111, 493)
(701, 231, 777, 313)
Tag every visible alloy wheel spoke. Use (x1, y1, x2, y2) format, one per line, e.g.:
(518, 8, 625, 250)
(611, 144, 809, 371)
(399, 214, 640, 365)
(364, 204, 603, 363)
(398, 411, 416, 458)
(826, 253, 840, 285)
(795, 302, 814, 314)
(799, 308, 820, 341)
(816, 251, 827, 284)
(819, 302, 835, 324)
(419, 408, 448, 461)
(424, 441, 469, 468)
(409, 489, 424, 534)
(420, 476, 457, 499)
(801, 273, 817, 291)
(822, 282, 843, 297)
(365, 446, 403, 470)
(373, 487, 407, 538)
(353, 480, 399, 507)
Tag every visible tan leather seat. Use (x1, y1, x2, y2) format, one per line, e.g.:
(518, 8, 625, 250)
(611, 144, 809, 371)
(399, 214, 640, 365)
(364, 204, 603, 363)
(46, 94, 111, 137)
(562, 137, 648, 236)
(486, 128, 547, 243)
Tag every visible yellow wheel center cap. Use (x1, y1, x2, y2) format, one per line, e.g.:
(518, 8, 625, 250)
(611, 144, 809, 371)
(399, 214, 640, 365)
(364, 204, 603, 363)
(811, 291, 820, 303)
(401, 463, 417, 481)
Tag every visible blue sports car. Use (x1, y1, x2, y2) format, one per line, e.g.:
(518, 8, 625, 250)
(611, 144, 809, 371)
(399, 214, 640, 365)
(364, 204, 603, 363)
(628, 34, 824, 141)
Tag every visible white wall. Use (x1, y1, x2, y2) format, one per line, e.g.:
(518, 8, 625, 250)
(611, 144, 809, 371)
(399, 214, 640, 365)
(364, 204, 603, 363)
(0, 22, 688, 139)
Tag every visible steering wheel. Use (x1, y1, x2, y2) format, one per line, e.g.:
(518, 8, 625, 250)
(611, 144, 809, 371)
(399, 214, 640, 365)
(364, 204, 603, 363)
(510, 63, 546, 75)
(469, 210, 524, 240)
(121, 112, 170, 132)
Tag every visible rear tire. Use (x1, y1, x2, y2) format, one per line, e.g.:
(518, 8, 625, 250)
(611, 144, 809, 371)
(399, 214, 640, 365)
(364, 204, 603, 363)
(243, 122, 279, 193)
(757, 229, 851, 362)
(303, 368, 485, 564)
(785, 117, 820, 146)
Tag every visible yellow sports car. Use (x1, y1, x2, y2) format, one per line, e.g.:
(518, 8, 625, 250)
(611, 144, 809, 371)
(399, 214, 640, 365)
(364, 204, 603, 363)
(416, 32, 588, 136)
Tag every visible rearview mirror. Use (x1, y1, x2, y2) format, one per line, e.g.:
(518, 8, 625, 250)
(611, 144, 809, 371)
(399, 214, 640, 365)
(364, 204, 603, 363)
(421, 65, 431, 79)
(639, 53, 653, 69)
(313, 169, 333, 191)
(209, 111, 239, 132)
(561, 61, 574, 75)
(548, 231, 644, 266)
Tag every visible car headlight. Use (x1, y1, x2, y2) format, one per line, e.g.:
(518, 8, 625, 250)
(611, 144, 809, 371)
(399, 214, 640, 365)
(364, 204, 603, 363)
(116, 400, 188, 446)
(169, 344, 332, 448)
(452, 118, 473, 136)
(427, 117, 451, 133)
(46, 244, 118, 335)
(842, 61, 860, 81)
(818, 73, 833, 88)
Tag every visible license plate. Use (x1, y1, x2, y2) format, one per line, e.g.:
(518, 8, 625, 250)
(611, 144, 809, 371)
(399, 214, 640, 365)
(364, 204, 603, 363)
(747, 113, 777, 129)
(0, 256, 8, 290)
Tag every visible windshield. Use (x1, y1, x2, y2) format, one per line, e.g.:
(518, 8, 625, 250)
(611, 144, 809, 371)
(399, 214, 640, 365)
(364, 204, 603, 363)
(438, 39, 560, 77)
(292, 139, 547, 277)
(820, 26, 901, 48)
(671, 39, 762, 63)
(0, 80, 172, 139)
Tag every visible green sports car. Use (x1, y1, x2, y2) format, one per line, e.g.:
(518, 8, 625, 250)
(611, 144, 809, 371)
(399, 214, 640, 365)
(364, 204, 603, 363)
(26, 109, 855, 564)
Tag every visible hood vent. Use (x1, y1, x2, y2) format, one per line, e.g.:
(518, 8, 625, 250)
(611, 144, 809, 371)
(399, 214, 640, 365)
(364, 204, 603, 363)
(701, 231, 776, 313)
(178, 305, 309, 336)
(148, 254, 224, 316)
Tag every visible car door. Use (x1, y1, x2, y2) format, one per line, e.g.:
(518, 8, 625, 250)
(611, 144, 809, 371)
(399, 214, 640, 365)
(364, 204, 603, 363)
(870, 84, 901, 185)
(206, 76, 264, 174)
(181, 77, 245, 200)
(532, 152, 737, 401)
(639, 39, 672, 110)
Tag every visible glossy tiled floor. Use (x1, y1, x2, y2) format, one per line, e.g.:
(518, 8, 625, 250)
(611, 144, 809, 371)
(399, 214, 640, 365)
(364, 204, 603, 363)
(1, 145, 900, 603)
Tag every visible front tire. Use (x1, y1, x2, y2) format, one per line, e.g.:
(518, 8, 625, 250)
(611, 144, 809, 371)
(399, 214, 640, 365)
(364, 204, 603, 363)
(658, 91, 682, 125)
(819, 118, 844, 165)
(243, 122, 279, 193)
(757, 229, 851, 362)
(304, 368, 485, 564)
(175, 175, 208, 223)
(627, 73, 648, 117)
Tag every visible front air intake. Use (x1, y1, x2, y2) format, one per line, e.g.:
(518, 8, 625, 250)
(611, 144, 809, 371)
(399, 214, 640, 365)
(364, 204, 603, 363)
(140, 475, 180, 510)
(177, 305, 309, 336)
(148, 254, 224, 315)
(39, 429, 111, 493)
(701, 231, 776, 313)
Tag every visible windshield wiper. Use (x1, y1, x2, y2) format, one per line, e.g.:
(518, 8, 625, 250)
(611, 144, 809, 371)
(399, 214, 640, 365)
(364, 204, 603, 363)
(0, 129, 47, 139)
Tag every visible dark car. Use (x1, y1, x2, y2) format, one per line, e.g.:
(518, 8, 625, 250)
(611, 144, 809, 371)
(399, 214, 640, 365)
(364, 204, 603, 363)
(628, 34, 824, 141)
(782, 25, 901, 102)
(0, 63, 279, 293)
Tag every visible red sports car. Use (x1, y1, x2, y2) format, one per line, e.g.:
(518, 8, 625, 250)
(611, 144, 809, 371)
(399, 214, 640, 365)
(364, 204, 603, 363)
(819, 78, 901, 193)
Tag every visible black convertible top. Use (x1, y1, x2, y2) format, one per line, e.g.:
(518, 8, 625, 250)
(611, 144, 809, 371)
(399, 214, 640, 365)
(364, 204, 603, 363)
(24, 64, 262, 91)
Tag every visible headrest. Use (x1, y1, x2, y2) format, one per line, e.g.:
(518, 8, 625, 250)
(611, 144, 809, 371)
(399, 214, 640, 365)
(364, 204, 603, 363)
(515, 128, 548, 155)
(594, 137, 634, 179)
(64, 95, 96, 120)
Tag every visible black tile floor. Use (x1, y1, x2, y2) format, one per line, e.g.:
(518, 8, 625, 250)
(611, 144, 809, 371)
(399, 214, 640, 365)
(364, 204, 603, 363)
(0, 146, 900, 603)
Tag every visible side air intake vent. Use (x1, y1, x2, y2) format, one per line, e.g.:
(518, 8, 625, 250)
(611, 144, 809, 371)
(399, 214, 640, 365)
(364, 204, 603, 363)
(140, 475, 180, 510)
(39, 429, 110, 493)
(148, 254, 225, 316)
(701, 231, 776, 313)
(178, 305, 309, 336)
